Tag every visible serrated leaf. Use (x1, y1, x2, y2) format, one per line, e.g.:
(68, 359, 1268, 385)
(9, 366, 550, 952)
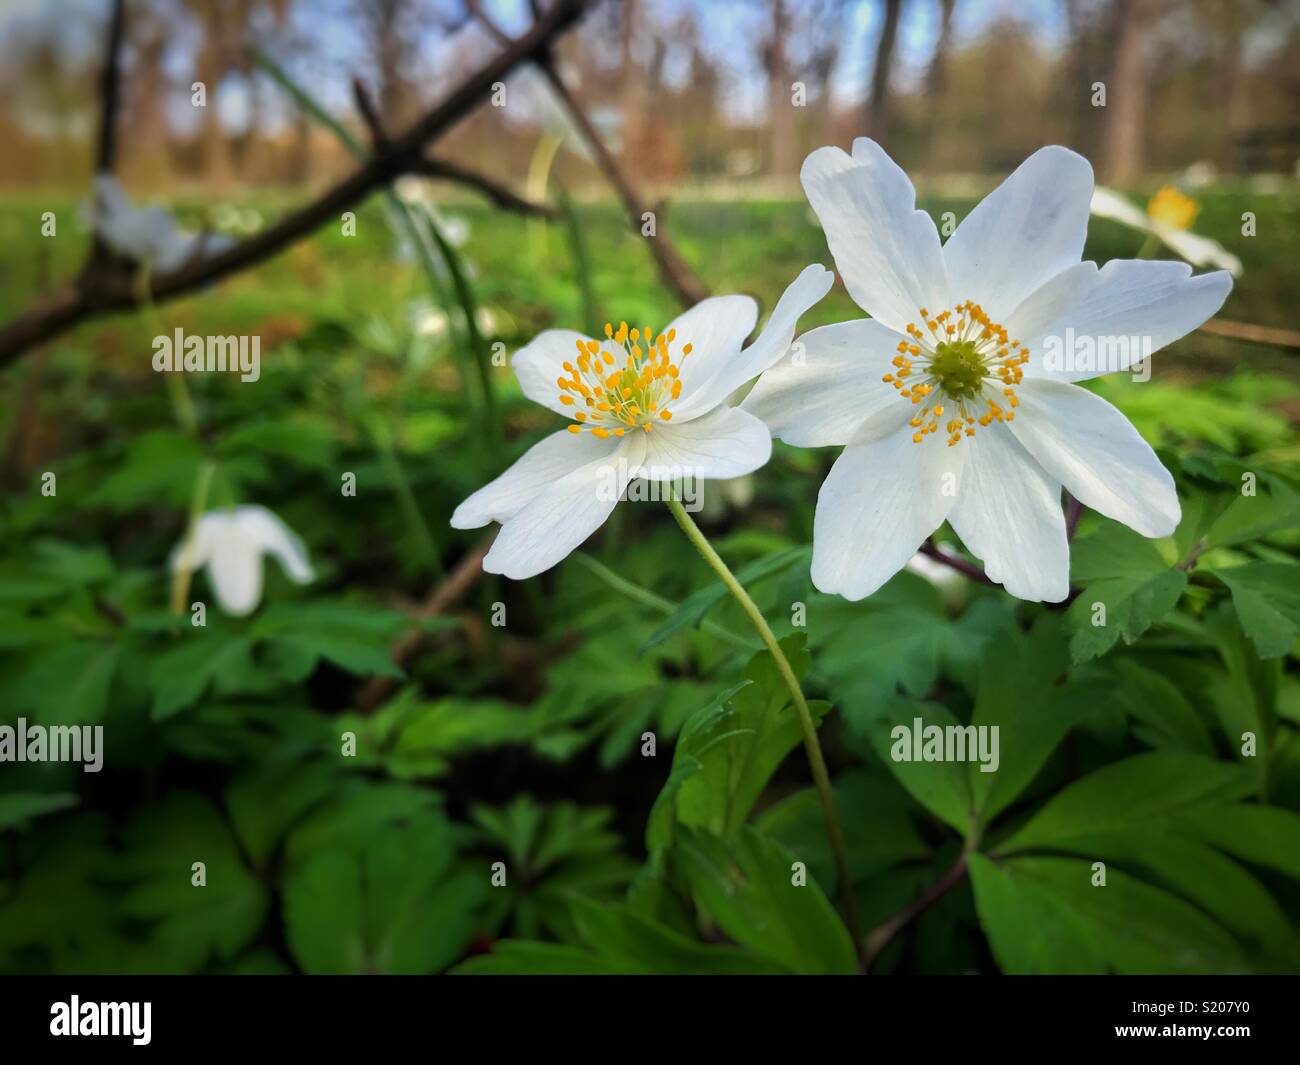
(1210, 563, 1300, 659)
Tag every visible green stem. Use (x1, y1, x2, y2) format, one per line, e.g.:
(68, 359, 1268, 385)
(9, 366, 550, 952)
(135, 265, 197, 435)
(170, 459, 215, 617)
(572, 551, 752, 652)
(664, 497, 866, 962)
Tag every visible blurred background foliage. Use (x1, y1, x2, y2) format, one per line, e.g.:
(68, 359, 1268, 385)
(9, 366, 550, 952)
(1, 0, 1298, 975)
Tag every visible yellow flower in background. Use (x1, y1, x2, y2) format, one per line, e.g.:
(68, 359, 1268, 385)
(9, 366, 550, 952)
(1146, 185, 1199, 230)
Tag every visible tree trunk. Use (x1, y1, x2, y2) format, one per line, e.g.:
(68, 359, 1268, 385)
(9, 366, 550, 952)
(1100, 0, 1148, 184)
(863, 0, 904, 145)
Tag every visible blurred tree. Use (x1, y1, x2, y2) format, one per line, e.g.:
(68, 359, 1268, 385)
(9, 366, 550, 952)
(1100, 0, 1150, 182)
(863, 0, 904, 146)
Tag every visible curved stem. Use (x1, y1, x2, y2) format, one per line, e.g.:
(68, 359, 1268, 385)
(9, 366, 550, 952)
(665, 497, 866, 963)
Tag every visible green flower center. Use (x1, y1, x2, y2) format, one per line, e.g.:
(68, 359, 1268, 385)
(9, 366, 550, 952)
(928, 340, 987, 401)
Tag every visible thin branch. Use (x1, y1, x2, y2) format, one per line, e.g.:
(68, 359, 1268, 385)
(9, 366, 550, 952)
(0, 0, 590, 367)
(351, 76, 389, 150)
(1198, 317, 1300, 350)
(408, 156, 559, 218)
(467, 0, 708, 309)
(355, 534, 496, 711)
(95, 0, 127, 173)
(919, 539, 996, 586)
(863, 852, 969, 969)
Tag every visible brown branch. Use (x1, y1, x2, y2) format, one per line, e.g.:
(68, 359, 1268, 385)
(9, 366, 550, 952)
(0, 0, 590, 368)
(919, 539, 996, 586)
(95, 0, 127, 173)
(1198, 317, 1300, 350)
(351, 76, 389, 151)
(407, 156, 558, 218)
(467, 0, 708, 309)
(355, 534, 495, 712)
(863, 852, 969, 970)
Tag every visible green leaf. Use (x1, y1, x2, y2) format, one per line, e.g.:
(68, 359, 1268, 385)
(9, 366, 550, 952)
(1174, 804, 1300, 881)
(968, 614, 1101, 821)
(1203, 481, 1300, 550)
(0, 791, 78, 832)
(283, 801, 483, 974)
(1210, 563, 1300, 659)
(999, 752, 1255, 854)
(675, 826, 858, 974)
(650, 636, 826, 841)
(149, 635, 255, 721)
(1109, 659, 1216, 754)
(641, 546, 809, 653)
(1066, 519, 1186, 663)
(17, 640, 121, 726)
(118, 793, 268, 973)
(859, 699, 973, 835)
(969, 854, 1245, 974)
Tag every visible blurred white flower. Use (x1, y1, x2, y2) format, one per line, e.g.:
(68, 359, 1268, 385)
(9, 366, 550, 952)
(1090, 184, 1242, 276)
(89, 175, 233, 272)
(172, 505, 313, 616)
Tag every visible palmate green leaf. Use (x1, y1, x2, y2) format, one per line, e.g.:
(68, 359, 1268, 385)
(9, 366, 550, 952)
(1201, 480, 1300, 551)
(118, 793, 269, 974)
(859, 698, 973, 835)
(1210, 563, 1300, 659)
(469, 796, 635, 941)
(1173, 804, 1300, 881)
(998, 752, 1255, 854)
(0, 791, 78, 832)
(16, 639, 121, 727)
(1109, 658, 1216, 754)
(675, 826, 858, 975)
(283, 792, 484, 975)
(225, 747, 342, 869)
(640, 545, 809, 653)
(254, 601, 410, 681)
(647, 636, 826, 844)
(967, 614, 1102, 823)
(756, 770, 929, 888)
(149, 634, 255, 721)
(969, 855, 1245, 974)
(0, 815, 124, 973)
(998, 829, 1290, 949)
(455, 897, 787, 975)
(1066, 520, 1186, 663)
(807, 573, 950, 731)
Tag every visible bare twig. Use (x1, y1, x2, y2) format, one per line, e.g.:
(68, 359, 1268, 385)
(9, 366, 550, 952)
(0, 0, 589, 367)
(351, 76, 389, 150)
(355, 534, 496, 711)
(467, 0, 708, 309)
(863, 852, 969, 969)
(1197, 317, 1300, 351)
(95, 0, 127, 174)
(408, 156, 559, 218)
(919, 539, 996, 586)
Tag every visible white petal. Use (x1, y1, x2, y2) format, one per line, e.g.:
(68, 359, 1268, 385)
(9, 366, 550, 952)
(943, 146, 1093, 320)
(483, 434, 647, 579)
(512, 329, 599, 417)
(1016, 259, 1232, 382)
(231, 505, 314, 584)
(451, 429, 618, 529)
(639, 405, 771, 481)
(672, 265, 833, 420)
(170, 510, 226, 572)
(800, 141, 948, 331)
(664, 295, 758, 406)
(1008, 379, 1179, 537)
(741, 318, 904, 447)
(206, 539, 265, 616)
(947, 424, 1069, 602)
(811, 413, 966, 601)
(1156, 226, 1242, 276)
(1090, 186, 1152, 230)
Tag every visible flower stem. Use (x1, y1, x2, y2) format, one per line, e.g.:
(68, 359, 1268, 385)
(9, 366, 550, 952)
(664, 496, 866, 962)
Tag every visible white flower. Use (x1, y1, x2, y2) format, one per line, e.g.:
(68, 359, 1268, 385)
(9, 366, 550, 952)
(90, 176, 232, 273)
(452, 265, 834, 579)
(743, 140, 1232, 603)
(1090, 184, 1242, 276)
(172, 505, 314, 616)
